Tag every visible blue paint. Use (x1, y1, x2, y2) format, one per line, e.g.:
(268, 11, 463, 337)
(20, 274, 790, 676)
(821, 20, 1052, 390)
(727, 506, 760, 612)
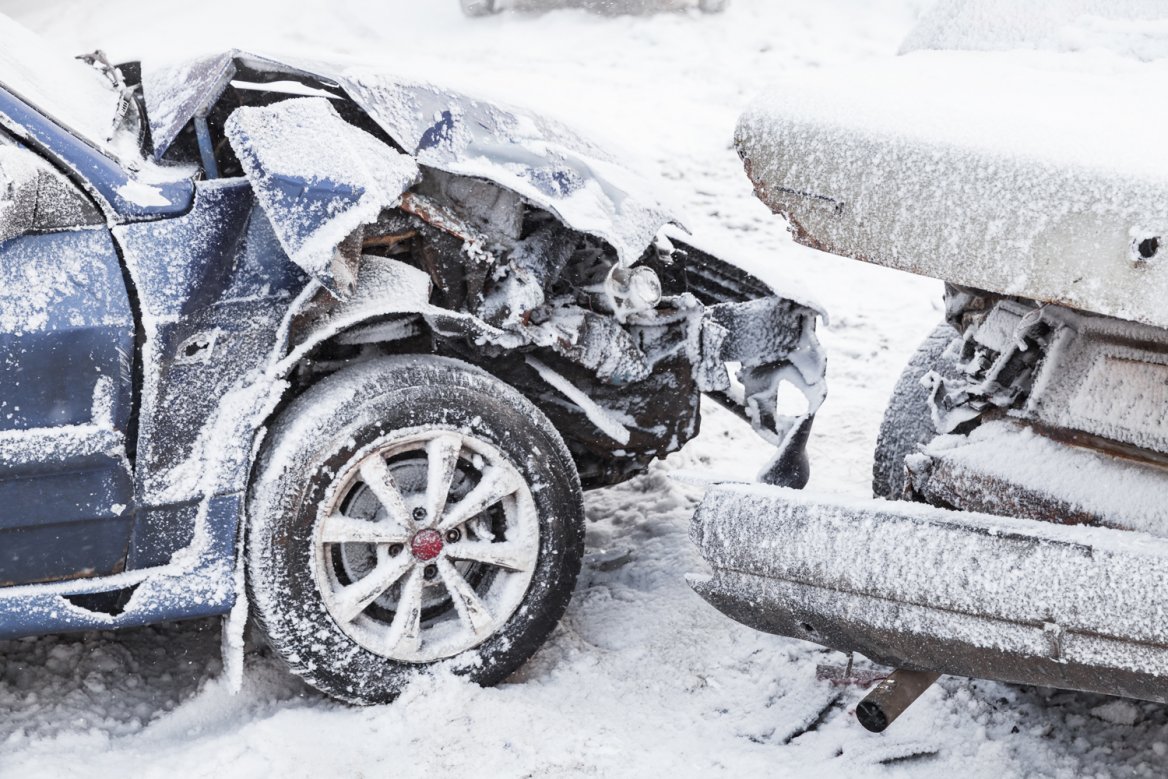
(194, 114, 219, 179)
(0, 86, 193, 220)
(0, 495, 240, 640)
(0, 227, 137, 584)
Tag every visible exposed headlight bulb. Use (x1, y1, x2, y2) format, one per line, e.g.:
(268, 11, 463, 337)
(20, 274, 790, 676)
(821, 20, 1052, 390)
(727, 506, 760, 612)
(604, 264, 663, 322)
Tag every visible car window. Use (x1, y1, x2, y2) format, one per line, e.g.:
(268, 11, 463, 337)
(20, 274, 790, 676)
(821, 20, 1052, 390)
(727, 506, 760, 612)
(0, 140, 102, 244)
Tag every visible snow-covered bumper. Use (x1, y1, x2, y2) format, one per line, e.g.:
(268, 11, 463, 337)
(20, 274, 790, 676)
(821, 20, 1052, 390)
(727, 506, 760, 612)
(690, 484, 1168, 702)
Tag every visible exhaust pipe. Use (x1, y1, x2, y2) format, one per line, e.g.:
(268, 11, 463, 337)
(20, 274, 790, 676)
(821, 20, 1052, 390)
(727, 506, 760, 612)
(855, 669, 941, 733)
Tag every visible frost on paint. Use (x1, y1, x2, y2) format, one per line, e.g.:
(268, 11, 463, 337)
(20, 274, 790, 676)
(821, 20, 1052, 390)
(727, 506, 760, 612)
(225, 97, 420, 296)
(691, 484, 1168, 700)
(0, 145, 99, 249)
(736, 48, 1168, 330)
(0, 11, 827, 709)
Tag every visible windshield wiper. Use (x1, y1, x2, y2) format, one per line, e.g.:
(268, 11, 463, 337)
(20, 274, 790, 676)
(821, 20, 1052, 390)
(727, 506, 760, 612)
(76, 49, 136, 145)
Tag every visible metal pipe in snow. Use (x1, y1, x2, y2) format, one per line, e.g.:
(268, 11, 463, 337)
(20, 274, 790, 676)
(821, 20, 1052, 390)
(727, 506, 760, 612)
(856, 669, 941, 733)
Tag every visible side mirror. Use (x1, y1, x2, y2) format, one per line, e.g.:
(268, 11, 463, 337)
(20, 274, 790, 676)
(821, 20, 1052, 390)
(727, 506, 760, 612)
(0, 146, 41, 245)
(0, 145, 102, 247)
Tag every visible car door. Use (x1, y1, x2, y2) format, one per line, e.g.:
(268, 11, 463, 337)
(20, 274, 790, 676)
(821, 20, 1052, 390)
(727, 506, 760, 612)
(0, 130, 136, 585)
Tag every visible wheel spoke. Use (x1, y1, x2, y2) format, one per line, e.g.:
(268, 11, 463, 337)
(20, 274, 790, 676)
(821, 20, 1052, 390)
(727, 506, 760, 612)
(359, 457, 414, 533)
(384, 567, 424, 655)
(332, 554, 413, 624)
(423, 433, 463, 525)
(320, 513, 411, 545)
(437, 558, 493, 638)
(444, 539, 535, 572)
(437, 464, 523, 532)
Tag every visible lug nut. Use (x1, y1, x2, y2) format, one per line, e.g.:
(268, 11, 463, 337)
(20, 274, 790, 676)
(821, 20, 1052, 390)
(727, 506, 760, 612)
(423, 564, 438, 580)
(412, 507, 427, 522)
(388, 543, 404, 557)
(445, 528, 461, 543)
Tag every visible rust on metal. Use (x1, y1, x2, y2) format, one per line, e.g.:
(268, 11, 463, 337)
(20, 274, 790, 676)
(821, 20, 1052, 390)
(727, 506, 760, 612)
(856, 669, 941, 733)
(399, 191, 484, 245)
(362, 230, 417, 249)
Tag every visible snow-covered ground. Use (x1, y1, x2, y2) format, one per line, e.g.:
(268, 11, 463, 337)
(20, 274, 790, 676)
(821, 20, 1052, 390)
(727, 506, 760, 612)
(1, 1, 1166, 776)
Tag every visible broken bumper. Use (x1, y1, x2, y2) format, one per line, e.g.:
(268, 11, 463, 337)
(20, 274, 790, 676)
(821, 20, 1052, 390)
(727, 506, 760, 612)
(690, 484, 1168, 702)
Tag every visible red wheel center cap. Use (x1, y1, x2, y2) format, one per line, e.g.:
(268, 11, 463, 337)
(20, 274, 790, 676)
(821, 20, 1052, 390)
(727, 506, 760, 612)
(410, 529, 443, 562)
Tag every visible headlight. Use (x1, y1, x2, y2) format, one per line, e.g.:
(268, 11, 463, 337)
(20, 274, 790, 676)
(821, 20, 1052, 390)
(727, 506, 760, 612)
(605, 264, 662, 321)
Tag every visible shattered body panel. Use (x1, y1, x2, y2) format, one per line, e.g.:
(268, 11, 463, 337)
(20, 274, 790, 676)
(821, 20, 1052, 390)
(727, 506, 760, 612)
(141, 51, 674, 264)
(0, 30, 821, 641)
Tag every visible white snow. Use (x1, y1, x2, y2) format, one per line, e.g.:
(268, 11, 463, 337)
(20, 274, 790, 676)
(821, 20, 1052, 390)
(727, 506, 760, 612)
(902, 0, 1168, 60)
(115, 179, 172, 207)
(4, 1, 1165, 777)
(527, 355, 633, 444)
(0, 13, 122, 149)
(736, 47, 1168, 330)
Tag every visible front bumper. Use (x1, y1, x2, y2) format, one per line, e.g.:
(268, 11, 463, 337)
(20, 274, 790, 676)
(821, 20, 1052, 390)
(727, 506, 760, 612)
(690, 484, 1168, 702)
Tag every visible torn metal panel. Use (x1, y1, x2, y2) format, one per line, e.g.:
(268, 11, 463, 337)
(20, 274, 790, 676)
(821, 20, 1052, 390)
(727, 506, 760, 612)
(690, 484, 1168, 703)
(278, 253, 522, 376)
(338, 70, 675, 264)
(925, 295, 1168, 456)
(224, 97, 420, 296)
(141, 52, 237, 159)
(141, 52, 678, 263)
(698, 297, 825, 486)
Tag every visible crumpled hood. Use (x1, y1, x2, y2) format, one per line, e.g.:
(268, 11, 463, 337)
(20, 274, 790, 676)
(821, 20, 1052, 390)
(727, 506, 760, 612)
(140, 51, 676, 265)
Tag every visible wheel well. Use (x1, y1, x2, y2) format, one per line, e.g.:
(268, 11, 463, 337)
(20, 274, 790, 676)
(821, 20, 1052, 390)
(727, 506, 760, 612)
(269, 317, 666, 491)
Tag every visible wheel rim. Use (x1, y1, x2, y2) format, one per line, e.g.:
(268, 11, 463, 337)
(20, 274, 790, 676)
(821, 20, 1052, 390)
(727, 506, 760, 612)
(313, 427, 540, 663)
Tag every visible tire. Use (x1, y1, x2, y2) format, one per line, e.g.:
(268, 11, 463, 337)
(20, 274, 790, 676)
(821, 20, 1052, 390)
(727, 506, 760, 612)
(460, 0, 498, 17)
(872, 324, 960, 500)
(247, 355, 584, 704)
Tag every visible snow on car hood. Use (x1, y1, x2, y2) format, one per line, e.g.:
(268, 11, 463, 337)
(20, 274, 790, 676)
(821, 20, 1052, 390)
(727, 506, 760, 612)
(141, 51, 676, 265)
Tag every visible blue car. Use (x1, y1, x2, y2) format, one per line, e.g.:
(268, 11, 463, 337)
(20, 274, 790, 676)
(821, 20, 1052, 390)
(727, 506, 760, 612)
(0, 14, 821, 703)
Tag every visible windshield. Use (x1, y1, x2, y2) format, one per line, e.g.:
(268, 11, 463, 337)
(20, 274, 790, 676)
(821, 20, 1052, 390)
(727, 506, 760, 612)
(0, 14, 122, 151)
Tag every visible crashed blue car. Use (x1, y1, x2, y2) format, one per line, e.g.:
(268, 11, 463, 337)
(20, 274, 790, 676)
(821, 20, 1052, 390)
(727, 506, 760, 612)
(0, 15, 822, 702)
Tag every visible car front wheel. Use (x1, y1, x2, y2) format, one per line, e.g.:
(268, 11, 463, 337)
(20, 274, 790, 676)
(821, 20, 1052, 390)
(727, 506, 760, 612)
(247, 355, 584, 703)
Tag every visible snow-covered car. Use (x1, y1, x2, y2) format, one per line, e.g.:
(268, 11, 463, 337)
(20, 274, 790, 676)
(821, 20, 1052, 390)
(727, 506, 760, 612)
(691, 1, 1168, 731)
(0, 15, 821, 704)
(461, 0, 726, 18)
